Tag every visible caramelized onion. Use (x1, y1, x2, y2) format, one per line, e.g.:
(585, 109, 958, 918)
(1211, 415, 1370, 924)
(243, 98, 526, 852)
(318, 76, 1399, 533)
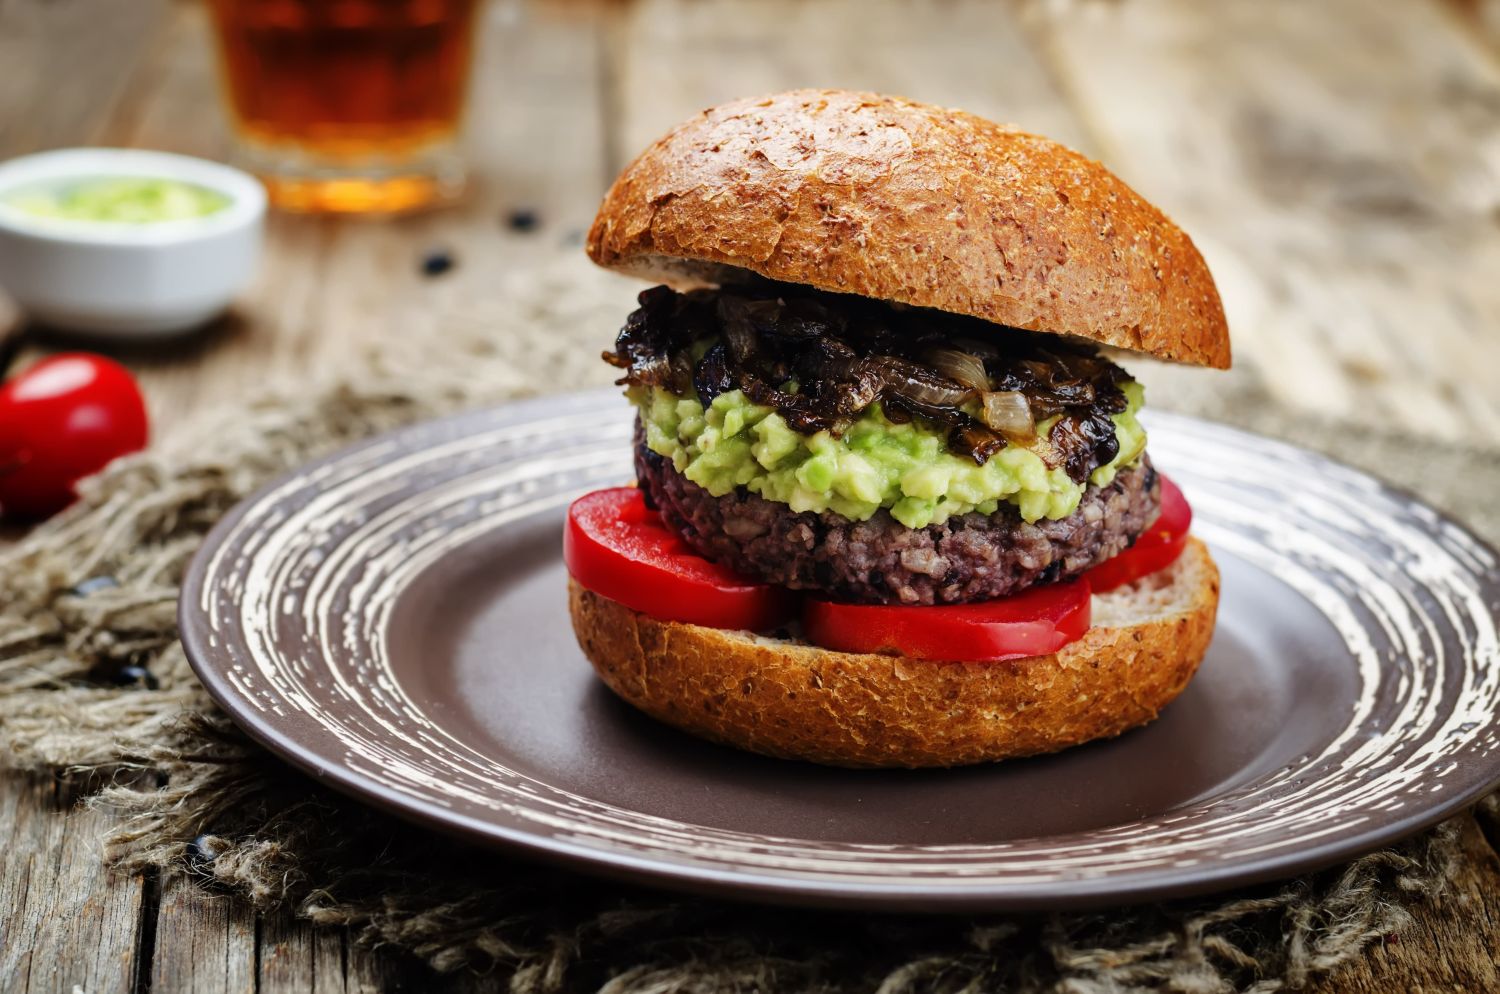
(924, 347, 990, 391)
(951, 420, 1007, 465)
(1023, 358, 1095, 405)
(1049, 411, 1121, 481)
(606, 281, 1131, 476)
(952, 337, 1001, 360)
(980, 390, 1036, 441)
(866, 355, 972, 408)
(629, 350, 674, 388)
(718, 299, 761, 364)
(693, 342, 734, 403)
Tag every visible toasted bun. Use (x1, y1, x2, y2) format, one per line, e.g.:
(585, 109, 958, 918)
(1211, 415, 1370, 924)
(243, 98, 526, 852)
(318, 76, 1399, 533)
(588, 89, 1229, 369)
(570, 537, 1220, 768)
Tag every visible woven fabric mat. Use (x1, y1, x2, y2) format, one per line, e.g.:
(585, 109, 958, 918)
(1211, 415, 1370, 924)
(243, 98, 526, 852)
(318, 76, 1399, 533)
(2, 275, 1498, 992)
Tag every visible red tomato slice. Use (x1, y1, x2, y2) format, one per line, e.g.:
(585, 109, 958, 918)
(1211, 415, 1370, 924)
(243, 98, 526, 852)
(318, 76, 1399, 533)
(803, 579, 1092, 662)
(1086, 474, 1192, 593)
(565, 487, 795, 631)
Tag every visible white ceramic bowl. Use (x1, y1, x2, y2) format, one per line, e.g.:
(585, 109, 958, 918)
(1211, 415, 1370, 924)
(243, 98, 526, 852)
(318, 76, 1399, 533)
(0, 148, 266, 336)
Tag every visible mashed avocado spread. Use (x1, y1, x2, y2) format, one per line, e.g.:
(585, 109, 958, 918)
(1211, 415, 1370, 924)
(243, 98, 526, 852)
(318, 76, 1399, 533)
(634, 380, 1146, 528)
(6, 178, 230, 224)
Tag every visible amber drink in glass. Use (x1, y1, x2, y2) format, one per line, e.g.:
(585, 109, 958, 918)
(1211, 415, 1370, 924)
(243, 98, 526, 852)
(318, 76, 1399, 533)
(208, 0, 480, 213)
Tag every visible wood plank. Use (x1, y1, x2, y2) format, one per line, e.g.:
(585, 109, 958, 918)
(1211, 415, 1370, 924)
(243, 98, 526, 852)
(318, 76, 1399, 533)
(0, 0, 169, 157)
(64, 0, 632, 441)
(258, 912, 413, 994)
(1025, 0, 1500, 442)
(0, 775, 146, 994)
(94, 1, 235, 161)
(258, 915, 343, 994)
(0, 3, 174, 988)
(613, 0, 1092, 168)
(1442, 0, 1500, 50)
(150, 876, 257, 994)
(1308, 815, 1500, 994)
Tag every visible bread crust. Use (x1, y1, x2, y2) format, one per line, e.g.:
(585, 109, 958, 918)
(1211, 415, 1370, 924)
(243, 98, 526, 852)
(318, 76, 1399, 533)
(569, 538, 1221, 768)
(587, 89, 1229, 369)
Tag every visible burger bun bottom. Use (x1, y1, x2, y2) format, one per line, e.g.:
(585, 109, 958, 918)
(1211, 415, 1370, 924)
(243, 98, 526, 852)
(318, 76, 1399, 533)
(568, 537, 1220, 768)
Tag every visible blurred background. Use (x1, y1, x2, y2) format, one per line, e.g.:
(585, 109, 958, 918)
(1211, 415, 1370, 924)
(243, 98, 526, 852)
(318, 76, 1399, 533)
(1, 0, 1498, 451)
(3, 4, 1500, 989)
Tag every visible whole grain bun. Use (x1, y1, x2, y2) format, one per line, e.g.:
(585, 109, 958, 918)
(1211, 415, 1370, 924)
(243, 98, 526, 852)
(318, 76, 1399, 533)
(588, 89, 1229, 368)
(569, 537, 1220, 768)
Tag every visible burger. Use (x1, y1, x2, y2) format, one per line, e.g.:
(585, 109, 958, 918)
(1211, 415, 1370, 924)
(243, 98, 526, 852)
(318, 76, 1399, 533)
(564, 89, 1228, 768)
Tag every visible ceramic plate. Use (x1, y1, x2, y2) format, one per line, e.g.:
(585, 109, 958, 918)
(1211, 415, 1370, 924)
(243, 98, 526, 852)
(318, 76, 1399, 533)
(180, 390, 1500, 910)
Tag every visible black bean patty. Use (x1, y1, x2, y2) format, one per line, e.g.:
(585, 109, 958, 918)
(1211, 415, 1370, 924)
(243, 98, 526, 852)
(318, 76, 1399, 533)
(636, 424, 1160, 605)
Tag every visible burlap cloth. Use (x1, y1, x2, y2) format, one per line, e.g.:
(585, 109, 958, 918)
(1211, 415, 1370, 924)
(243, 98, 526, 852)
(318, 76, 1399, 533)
(2, 264, 1498, 992)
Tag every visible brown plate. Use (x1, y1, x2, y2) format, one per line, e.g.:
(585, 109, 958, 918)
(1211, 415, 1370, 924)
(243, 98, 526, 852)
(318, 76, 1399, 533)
(180, 391, 1500, 910)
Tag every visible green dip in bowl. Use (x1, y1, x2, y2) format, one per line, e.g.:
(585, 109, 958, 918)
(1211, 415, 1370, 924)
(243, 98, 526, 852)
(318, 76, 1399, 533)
(5, 177, 232, 224)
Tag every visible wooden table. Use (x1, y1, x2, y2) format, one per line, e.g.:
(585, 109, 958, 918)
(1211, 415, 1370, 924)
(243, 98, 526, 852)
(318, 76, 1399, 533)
(3, 0, 1499, 990)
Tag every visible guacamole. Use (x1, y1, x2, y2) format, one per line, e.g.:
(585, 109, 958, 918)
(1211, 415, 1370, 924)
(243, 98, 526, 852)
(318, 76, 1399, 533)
(633, 380, 1146, 528)
(5, 177, 231, 224)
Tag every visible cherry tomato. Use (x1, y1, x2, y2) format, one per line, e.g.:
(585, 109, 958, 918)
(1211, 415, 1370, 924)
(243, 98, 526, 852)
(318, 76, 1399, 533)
(1085, 474, 1192, 593)
(565, 487, 796, 630)
(803, 578, 1092, 662)
(0, 353, 149, 520)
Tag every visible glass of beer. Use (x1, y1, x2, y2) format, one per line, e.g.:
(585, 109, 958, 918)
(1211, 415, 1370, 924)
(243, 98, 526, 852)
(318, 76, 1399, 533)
(207, 0, 481, 214)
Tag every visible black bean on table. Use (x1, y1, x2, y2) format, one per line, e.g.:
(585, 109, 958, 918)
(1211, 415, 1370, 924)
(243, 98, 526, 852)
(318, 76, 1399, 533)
(420, 249, 456, 277)
(115, 664, 159, 690)
(505, 207, 539, 232)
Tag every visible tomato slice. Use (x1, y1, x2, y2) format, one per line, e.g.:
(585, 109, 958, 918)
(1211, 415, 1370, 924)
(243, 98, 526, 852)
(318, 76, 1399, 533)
(564, 487, 796, 631)
(1085, 474, 1192, 593)
(803, 579, 1092, 662)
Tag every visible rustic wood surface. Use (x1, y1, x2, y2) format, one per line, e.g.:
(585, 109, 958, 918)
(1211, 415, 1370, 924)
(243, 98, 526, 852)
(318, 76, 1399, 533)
(2, 0, 1498, 990)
